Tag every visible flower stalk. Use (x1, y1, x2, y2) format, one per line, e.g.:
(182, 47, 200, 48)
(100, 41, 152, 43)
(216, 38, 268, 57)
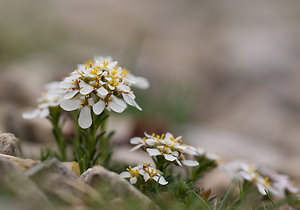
(48, 107, 67, 161)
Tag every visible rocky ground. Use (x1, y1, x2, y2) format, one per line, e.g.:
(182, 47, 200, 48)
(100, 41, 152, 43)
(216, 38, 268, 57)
(0, 132, 154, 210)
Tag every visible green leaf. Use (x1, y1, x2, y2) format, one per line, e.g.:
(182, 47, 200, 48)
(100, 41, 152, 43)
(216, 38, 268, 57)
(193, 191, 210, 210)
(95, 131, 106, 145)
(265, 190, 275, 207)
(218, 185, 232, 210)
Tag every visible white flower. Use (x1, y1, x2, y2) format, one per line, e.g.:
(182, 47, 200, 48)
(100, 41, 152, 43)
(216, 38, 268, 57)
(130, 132, 199, 167)
(223, 161, 271, 195)
(257, 166, 298, 198)
(120, 163, 168, 186)
(205, 152, 220, 162)
(141, 163, 168, 185)
(146, 147, 183, 166)
(22, 82, 65, 119)
(196, 147, 205, 156)
(60, 96, 94, 129)
(120, 165, 141, 184)
(122, 70, 150, 89)
(129, 137, 146, 152)
(129, 133, 158, 152)
(58, 56, 148, 128)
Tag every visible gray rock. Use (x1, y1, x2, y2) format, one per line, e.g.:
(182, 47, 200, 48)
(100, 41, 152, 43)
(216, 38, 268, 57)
(0, 132, 21, 156)
(80, 166, 153, 206)
(25, 159, 99, 206)
(0, 153, 40, 171)
(0, 158, 51, 210)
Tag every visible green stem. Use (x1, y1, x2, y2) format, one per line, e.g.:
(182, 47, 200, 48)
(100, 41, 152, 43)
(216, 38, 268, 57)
(49, 107, 67, 161)
(72, 110, 112, 172)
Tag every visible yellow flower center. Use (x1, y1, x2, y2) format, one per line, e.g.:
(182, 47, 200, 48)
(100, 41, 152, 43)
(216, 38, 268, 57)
(90, 68, 98, 75)
(84, 60, 93, 69)
(121, 68, 130, 77)
(126, 166, 139, 178)
(109, 77, 120, 87)
(252, 173, 260, 183)
(142, 164, 159, 179)
(102, 61, 108, 68)
(264, 177, 271, 187)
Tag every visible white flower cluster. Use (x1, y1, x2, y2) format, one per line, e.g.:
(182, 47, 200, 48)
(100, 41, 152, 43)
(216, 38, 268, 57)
(22, 56, 149, 129)
(256, 165, 298, 198)
(59, 56, 149, 129)
(223, 161, 273, 195)
(130, 132, 201, 167)
(120, 163, 168, 185)
(22, 82, 66, 119)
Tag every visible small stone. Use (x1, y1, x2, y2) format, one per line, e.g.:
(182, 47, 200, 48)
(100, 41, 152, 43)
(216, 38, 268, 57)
(0, 132, 21, 156)
(25, 159, 100, 206)
(80, 166, 152, 206)
(0, 157, 52, 209)
(0, 153, 40, 171)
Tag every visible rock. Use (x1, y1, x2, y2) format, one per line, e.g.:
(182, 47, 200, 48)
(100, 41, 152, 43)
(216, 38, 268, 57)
(80, 166, 152, 206)
(0, 153, 40, 171)
(0, 132, 21, 156)
(25, 159, 99, 206)
(0, 157, 52, 209)
(0, 153, 81, 176)
(63, 161, 81, 177)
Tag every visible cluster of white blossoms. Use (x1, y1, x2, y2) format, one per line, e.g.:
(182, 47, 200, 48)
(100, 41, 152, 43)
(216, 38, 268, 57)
(195, 146, 220, 162)
(23, 56, 149, 129)
(223, 161, 274, 195)
(255, 165, 298, 198)
(22, 82, 66, 119)
(59, 56, 149, 128)
(120, 163, 168, 185)
(130, 132, 202, 167)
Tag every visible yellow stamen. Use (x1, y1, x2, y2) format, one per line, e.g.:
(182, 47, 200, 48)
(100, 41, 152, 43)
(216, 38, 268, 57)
(264, 177, 271, 187)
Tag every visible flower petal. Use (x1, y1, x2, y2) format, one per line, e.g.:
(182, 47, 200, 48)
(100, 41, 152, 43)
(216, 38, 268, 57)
(40, 108, 50, 118)
(109, 99, 126, 113)
(64, 90, 79, 99)
(176, 158, 182, 166)
(132, 76, 150, 89)
(107, 61, 118, 69)
(146, 148, 161, 156)
(59, 80, 73, 89)
(122, 93, 134, 105)
(22, 109, 40, 119)
(257, 184, 267, 195)
(143, 173, 150, 182)
(206, 153, 219, 161)
(164, 154, 177, 162)
(165, 132, 173, 139)
(144, 132, 152, 138)
(129, 144, 144, 152)
(130, 137, 143, 145)
(154, 175, 168, 185)
(183, 160, 199, 167)
(130, 177, 137, 184)
(78, 106, 92, 129)
(80, 81, 94, 95)
(120, 172, 131, 179)
(145, 139, 156, 146)
(118, 83, 130, 92)
(132, 100, 142, 111)
(108, 84, 115, 90)
(60, 99, 81, 111)
(93, 100, 106, 115)
(97, 87, 108, 96)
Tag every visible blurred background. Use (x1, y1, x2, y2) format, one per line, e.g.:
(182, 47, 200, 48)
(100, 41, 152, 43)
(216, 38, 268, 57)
(1, 0, 300, 188)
